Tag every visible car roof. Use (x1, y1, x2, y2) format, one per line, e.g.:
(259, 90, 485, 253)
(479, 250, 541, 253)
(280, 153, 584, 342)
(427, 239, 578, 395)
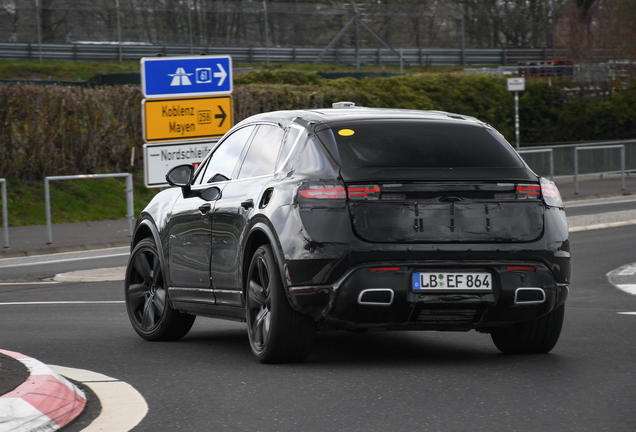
(233, 106, 485, 131)
(305, 107, 482, 125)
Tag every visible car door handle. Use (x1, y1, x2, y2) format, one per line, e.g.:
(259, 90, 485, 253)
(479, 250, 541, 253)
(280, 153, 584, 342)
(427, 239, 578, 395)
(198, 203, 212, 214)
(240, 199, 254, 209)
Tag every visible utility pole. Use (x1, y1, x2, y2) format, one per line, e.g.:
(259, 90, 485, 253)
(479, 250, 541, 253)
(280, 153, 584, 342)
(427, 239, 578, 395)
(116, 0, 123, 61)
(354, 3, 360, 70)
(263, 1, 269, 66)
(507, 78, 526, 150)
(188, 0, 194, 54)
(34, 0, 42, 63)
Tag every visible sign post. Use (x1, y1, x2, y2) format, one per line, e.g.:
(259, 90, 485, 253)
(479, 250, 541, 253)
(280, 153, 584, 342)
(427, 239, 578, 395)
(143, 141, 218, 188)
(140, 55, 234, 187)
(141, 55, 232, 98)
(143, 95, 232, 142)
(507, 77, 525, 150)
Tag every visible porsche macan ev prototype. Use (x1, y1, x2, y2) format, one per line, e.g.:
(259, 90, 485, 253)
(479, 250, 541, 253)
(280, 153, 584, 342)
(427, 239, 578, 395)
(125, 104, 571, 363)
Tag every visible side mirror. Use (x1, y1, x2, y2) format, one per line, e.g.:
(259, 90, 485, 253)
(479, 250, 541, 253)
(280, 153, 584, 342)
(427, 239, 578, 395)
(166, 164, 194, 187)
(208, 173, 229, 184)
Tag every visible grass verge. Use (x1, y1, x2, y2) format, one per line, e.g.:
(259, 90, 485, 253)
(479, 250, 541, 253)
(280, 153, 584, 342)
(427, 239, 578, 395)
(0, 59, 465, 81)
(2, 173, 158, 227)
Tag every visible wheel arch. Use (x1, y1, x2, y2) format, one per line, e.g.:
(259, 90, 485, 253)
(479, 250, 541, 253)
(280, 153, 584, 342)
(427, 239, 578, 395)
(242, 221, 287, 300)
(130, 217, 171, 290)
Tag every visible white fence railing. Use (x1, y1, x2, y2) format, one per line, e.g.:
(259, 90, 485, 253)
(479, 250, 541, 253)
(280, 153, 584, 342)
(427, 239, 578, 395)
(0, 179, 7, 248)
(44, 173, 134, 245)
(574, 145, 626, 194)
(518, 140, 636, 183)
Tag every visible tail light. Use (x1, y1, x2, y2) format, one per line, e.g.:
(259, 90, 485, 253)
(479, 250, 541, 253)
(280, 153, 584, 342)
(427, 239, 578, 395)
(297, 183, 346, 199)
(507, 266, 536, 271)
(516, 184, 540, 199)
(347, 185, 380, 200)
(540, 177, 563, 207)
(368, 267, 400, 272)
(297, 183, 384, 201)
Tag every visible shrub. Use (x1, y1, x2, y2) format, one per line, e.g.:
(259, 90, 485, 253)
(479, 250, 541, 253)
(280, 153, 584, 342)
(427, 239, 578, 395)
(1, 75, 634, 181)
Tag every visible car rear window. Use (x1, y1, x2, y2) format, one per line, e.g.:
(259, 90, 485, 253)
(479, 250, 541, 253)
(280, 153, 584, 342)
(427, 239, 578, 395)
(320, 120, 524, 169)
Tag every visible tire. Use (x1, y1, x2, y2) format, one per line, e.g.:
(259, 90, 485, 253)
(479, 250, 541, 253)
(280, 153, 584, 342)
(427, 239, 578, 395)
(491, 304, 565, 354)
(125, 238, 195, 341)
(245, 245, 316, 363)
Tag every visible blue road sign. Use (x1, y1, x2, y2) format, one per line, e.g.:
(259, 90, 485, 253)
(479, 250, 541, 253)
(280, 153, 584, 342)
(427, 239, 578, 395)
(141, 55, 232, 98)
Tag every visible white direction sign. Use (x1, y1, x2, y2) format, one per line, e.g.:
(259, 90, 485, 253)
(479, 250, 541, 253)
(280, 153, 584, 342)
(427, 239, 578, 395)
(141, 55, 233, 98)
(143, 140, 218, 188)
(507, 77, 526, 92)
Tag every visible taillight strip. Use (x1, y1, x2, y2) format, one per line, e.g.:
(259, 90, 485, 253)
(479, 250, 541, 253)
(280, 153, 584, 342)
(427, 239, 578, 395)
(517, 184, 541, 198)
(298, 187, 346, 199)
(368, 267, 401, 272)
(507, 266, 536, 271)
(347, 185, 380, 199)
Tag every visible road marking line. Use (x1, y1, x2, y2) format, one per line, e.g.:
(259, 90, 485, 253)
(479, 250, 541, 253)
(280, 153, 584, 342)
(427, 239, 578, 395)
(53, 267, 126, 282)
(50, 365, 148, 432)
(618, 267, 636, 276)
(617, 312, 636, 315)
(0, 301, 124, 306)
(0, 246, 129, 261)
(607, 263, 636, 297)
(569, 219, 636, 232)
(616, 284, 636, 295)
(0, 252, 129, 269)
(0, 281, 61, 285)
(565, 195, 636, 208)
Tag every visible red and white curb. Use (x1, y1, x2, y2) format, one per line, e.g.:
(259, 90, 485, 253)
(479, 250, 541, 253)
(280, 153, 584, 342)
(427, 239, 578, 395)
(0, 349, 86, 432)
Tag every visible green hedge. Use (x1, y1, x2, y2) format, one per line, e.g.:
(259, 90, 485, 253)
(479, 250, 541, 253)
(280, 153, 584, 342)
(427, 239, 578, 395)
(520, 78, 636, 143)
(0, 84, 143, 180)
(1, 72, 634, 180)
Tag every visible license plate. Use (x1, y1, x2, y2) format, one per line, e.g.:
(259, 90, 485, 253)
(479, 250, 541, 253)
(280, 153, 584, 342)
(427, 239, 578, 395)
(413, 272, 492, 291)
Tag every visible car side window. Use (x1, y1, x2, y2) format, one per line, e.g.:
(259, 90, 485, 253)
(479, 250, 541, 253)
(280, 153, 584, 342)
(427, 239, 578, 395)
(276, 124, 303, 172)
(237, 124, 285, 179)
(197, 125, 256, 184)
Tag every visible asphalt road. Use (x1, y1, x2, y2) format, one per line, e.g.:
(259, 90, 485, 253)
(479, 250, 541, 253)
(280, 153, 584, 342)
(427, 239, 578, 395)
(1, 212, 636, 430)
(564, 195, 636, 217)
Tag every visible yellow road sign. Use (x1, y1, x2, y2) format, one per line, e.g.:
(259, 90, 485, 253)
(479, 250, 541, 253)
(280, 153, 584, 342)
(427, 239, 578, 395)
(143, 95, 232, 142)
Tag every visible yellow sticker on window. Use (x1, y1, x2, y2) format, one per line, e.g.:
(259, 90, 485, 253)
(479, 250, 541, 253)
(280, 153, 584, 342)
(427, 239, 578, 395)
(338, 129, 355, 136)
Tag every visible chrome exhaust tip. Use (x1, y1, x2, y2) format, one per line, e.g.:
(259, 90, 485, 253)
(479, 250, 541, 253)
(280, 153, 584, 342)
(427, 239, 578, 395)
(514, 287, 546, 305)
(358, 289, 394, 306)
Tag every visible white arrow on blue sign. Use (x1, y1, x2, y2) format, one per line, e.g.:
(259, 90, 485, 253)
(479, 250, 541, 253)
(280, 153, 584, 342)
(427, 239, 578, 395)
(141, 55, 233, 98)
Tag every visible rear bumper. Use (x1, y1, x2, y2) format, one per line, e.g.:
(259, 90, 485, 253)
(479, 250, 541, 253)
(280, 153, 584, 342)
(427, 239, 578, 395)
(287, 261, 569, 331)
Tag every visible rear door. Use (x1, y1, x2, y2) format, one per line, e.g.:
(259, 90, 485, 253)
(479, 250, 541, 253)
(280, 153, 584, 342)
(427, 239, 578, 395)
(210, 124, 285, 307)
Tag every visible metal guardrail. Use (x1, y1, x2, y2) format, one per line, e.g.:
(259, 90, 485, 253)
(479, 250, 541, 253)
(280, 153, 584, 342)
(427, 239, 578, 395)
(44, 173, 134, 244)
(0, 179, 8, 248)
(518, 149, 554, 180)
(518, 140, 636, 183)
(574, 145, 625, 194)
(0, 42, 571, 66)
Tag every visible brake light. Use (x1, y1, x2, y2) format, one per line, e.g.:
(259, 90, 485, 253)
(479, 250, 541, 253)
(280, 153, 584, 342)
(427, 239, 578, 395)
(347, 185, 380, 200)
(516, 184, 541, 199)
(368, 267, 400, 272)
(298, 185, 346, 199)
(540, 177, 563, 207)
(507, 266, 536, 271)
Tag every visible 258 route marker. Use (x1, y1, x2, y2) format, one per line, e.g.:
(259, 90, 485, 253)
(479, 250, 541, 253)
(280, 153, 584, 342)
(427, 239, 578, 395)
(143, 95, 232, 142)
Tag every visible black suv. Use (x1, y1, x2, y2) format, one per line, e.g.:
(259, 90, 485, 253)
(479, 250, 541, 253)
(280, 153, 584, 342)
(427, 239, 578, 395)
(125, 104, 571, 363)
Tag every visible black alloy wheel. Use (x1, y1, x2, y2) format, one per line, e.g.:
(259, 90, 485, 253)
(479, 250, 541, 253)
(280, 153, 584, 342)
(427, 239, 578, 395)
(491, 304, 565, 354)
(125, 238, 195, 341)
(246, 245, 316, 363)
